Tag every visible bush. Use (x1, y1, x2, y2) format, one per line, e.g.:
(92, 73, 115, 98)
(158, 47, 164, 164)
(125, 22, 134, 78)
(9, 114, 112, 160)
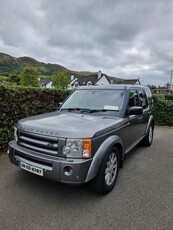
(165, 94, 173, 102)
(153, 94, 165, 100)
(0, 86, 71, 148)
(153, 95, 173, 126)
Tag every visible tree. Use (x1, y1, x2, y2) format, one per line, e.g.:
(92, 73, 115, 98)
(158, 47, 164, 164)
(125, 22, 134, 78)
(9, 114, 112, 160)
(147, 84, 157, 90)
(52, 71, 70, 90)
(19, 66, 40, 87)
(165, 82, 171, 89)
(9, 73, 20, 85)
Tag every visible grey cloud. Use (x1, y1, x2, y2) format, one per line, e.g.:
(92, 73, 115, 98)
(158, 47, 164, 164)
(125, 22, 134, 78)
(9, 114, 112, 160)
(0, 0, 173, 85)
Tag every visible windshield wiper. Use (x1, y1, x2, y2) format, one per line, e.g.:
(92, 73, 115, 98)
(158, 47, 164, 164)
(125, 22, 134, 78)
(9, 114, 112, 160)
(60, 108, 91, 112)
(81, 109, 119, 113)
(60, 108, 119, 113)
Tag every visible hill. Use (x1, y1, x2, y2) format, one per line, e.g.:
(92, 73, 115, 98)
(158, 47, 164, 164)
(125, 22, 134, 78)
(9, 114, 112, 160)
(0, 52, 97, 78)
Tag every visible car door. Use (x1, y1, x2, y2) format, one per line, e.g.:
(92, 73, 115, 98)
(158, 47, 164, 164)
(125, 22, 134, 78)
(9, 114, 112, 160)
(121, 89, 142, 150)
(137, 89, 150, 136)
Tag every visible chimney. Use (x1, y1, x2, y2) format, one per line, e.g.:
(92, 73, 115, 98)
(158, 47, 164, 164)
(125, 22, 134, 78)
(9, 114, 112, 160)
(71, 75, 74, 81)
(98, 71, 102, 79)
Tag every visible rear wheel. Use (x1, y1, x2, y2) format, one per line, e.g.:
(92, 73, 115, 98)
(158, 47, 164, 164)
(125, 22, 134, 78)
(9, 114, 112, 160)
(90, 147, 120, 194)
(143, 124, 154, 146)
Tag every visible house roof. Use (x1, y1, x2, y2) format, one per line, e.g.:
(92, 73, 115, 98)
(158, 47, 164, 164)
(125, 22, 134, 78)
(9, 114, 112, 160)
(70, 74, 99, 86)
(40, 78, 52, 86)
(116, 78, 140, 85)
(71, 73, 118, 85)
(70, 73, 140, 86)
(76, 75, 98, 85)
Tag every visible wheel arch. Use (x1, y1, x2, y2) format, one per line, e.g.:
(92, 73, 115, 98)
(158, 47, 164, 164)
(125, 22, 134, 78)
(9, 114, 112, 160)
(85, 135, 124, 182)
(112, 143, 123, 168)
(145, 115, 155, 135)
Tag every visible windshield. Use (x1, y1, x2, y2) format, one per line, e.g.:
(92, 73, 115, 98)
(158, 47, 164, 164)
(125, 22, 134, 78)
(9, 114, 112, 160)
(60, 89, 125, 113)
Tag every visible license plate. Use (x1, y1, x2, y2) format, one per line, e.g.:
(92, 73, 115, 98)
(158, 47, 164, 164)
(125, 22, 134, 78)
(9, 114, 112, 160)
(19, 161, 43, 176)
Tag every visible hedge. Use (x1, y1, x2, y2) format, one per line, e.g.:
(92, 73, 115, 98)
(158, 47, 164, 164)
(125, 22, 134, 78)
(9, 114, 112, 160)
(0, 86, 71, 148)
(153, 94, 173, 102)
(153, 94, 165, 100)
(165, 94, 173, 102)
(152, 95, 173, 126)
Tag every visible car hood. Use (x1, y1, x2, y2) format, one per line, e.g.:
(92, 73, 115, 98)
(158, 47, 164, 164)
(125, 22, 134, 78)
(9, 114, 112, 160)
(17, 112, 124, 138)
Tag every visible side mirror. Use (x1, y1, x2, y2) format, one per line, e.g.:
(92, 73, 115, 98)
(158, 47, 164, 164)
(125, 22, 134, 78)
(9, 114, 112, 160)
(128, 106, 143, 115)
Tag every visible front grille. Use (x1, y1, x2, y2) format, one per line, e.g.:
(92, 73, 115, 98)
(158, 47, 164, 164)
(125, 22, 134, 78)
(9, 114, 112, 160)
(18, 131, 58, 156)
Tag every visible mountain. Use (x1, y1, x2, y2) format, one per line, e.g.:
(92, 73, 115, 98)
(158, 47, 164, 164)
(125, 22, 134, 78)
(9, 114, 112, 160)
(0, 52, 97, 78)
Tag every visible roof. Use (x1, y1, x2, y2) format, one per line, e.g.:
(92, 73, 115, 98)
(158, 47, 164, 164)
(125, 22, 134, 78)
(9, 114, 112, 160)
(71, 73, 140, 86)
(77, 84, 148, 90)
(71, 73, 121, 85)
(71, 74, 99, 85)
(115, 79, 140, 84)
(40, 79, 52, 85)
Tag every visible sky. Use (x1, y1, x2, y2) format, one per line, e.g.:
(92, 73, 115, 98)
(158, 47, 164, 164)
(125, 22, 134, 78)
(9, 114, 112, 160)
(0, 0, 173, 86)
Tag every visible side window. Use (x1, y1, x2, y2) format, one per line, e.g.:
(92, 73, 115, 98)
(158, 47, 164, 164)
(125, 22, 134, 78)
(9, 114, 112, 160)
(128, 90, 140, 107)
(145, 88, 153, 107)
(138, 90, 148, 110)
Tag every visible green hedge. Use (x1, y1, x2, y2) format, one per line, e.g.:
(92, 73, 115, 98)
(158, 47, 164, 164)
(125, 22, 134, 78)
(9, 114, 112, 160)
(153, 93, 173, 102)
(153, 95, 173, 126)
(153, 94, 165, 100)
(0, 86, 71, 148)
(165, 94, 173, 102)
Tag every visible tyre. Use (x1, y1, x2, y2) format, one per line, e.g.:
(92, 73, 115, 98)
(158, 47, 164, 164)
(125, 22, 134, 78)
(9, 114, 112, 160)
(142, 124, 154, 146)
(90, 147, 120, 194)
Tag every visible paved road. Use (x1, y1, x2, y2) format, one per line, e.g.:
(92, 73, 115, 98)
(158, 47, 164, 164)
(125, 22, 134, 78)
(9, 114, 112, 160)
(0, 126, 173, 230)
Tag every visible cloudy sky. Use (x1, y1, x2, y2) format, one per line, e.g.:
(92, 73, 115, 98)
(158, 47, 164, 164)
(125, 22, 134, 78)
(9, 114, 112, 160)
(0, 0, 173, 85)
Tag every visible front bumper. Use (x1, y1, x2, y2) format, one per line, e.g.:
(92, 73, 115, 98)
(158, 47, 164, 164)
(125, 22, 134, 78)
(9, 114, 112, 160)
(8, 140, 92, 184)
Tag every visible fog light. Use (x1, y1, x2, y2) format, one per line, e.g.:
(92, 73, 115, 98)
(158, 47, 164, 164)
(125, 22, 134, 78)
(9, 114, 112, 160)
(64, 166, 73, 176)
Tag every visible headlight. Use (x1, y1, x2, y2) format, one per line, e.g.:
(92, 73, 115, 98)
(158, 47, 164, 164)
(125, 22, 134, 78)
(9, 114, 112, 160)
(62, 139, 92, 159)
(14, 126, 18, 142)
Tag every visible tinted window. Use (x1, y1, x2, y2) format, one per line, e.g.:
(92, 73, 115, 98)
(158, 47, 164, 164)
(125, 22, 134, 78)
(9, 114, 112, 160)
(128, 90, 140, 107)
(138, 90, 148, 109)
(145, 88, 153, 107)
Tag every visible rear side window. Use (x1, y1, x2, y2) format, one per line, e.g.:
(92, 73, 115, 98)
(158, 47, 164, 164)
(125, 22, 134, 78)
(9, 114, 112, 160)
(138, 90, 148, 109)
(145, 88, 153, 107)
(128, 90, 140, 107)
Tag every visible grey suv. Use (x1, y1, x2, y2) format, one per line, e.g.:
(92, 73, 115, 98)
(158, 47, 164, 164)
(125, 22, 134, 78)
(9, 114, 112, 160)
(8, 85, 154, 194)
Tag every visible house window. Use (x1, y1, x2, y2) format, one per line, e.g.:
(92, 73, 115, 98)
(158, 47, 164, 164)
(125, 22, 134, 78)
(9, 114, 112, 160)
(87, 81, 92, 86)
(74, 81, 79, 88)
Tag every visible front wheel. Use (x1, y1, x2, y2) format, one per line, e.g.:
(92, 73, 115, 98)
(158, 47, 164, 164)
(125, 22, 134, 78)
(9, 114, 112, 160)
(90, 147, 120, 194)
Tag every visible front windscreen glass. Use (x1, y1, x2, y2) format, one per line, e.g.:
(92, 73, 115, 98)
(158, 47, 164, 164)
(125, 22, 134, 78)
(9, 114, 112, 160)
(60, 89, 125, 113)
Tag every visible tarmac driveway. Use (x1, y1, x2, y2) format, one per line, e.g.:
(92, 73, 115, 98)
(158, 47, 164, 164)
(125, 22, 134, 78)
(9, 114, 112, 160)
(0, 126, 173, 230)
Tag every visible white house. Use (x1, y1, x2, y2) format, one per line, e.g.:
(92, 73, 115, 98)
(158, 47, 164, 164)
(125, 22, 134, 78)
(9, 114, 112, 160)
(40, 79, 53, 88)
(39, 71, 141, 89)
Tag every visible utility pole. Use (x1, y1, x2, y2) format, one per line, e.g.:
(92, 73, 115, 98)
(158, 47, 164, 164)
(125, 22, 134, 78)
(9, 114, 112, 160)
(170, 70, 173, 94)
